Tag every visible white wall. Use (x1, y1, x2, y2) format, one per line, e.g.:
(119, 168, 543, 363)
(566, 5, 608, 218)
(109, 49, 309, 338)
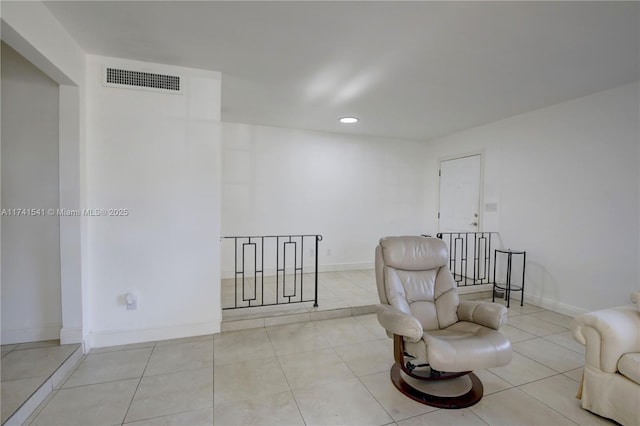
(221, 123, 427, 274)
(86, 56, 222, 347)
(1, 42, 61, 343)
(3, 3, 223, 349)
(2, 0, 87, 346)
(423, 82, 640, 314)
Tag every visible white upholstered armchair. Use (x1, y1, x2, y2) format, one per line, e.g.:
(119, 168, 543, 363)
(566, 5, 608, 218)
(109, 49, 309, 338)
(375, 236, 512, 408)
(571, 292, 640, 425)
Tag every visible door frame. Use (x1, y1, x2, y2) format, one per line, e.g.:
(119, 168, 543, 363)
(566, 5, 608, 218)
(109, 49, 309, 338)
(437, 151, 485, 233)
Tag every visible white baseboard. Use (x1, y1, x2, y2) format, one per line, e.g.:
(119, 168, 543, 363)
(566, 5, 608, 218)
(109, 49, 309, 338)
(89, 320, 221, 348)
(1, 325, 60, 345)
(525, 295, 587, 317)
(60, 327, 82, 345)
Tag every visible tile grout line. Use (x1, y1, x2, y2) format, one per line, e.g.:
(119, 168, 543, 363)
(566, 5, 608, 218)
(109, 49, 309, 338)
(539, 336, 585, 355)
(453, 405, 490, 426)
(513, 378, 582, 426)
(263, 326, 309, 425)
(506, 322, 569, 337)
(495, 347, 576, 383)
(353, 367, 399, 424)
(515, 371, 571, 388)
(57, 347, 158, 388)
(511, 310, 572, 328)
(330, 334, 396, 424)
(119, 341, 157, 425)
(510, 334, 584, 372)
(508, 350, 555, 376)
(465, 386, 579, 426)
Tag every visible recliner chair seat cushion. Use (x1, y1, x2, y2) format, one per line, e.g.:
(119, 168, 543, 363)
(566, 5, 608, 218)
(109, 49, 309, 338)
(618, 353, 640, 384)
(407, 321, 511, 372)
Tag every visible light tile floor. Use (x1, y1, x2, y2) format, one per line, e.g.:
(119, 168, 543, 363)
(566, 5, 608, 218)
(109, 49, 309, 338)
(21, 299, 617, 426)
(1, 340, 80, 424)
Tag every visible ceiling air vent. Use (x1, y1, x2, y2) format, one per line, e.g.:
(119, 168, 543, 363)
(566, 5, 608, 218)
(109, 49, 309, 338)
(103, 66, 183, 94)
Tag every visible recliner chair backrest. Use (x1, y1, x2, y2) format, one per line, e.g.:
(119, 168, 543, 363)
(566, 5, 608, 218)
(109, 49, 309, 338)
(376, 236, 460, 330)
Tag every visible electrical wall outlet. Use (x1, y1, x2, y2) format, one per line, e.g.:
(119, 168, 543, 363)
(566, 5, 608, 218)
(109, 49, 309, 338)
(126, 293, 137, 310)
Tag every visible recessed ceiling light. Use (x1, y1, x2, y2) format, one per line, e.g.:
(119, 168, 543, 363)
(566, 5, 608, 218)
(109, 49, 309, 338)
(339, 117, 359, 124)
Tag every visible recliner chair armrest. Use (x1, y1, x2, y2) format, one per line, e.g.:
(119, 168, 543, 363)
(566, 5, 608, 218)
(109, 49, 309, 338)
(376, 304, 423, 343)
(457, 300, 508, 330)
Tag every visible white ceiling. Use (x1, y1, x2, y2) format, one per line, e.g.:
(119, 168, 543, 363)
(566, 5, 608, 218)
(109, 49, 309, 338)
(44, 1, 639, 141)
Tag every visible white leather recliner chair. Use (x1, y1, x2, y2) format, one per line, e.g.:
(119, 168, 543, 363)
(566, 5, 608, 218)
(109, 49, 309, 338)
(571, 292, 640, 425)
(375, 236, 512, 408)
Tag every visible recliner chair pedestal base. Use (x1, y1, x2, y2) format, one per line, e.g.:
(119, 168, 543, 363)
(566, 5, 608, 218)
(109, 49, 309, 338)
(390, 363, 483, 409)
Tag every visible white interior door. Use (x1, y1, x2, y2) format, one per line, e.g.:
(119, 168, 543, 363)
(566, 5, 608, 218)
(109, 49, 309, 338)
(439, 155, 481, 232)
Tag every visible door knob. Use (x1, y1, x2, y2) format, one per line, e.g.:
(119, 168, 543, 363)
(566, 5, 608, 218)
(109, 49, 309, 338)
(470, 222, 478, 226)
